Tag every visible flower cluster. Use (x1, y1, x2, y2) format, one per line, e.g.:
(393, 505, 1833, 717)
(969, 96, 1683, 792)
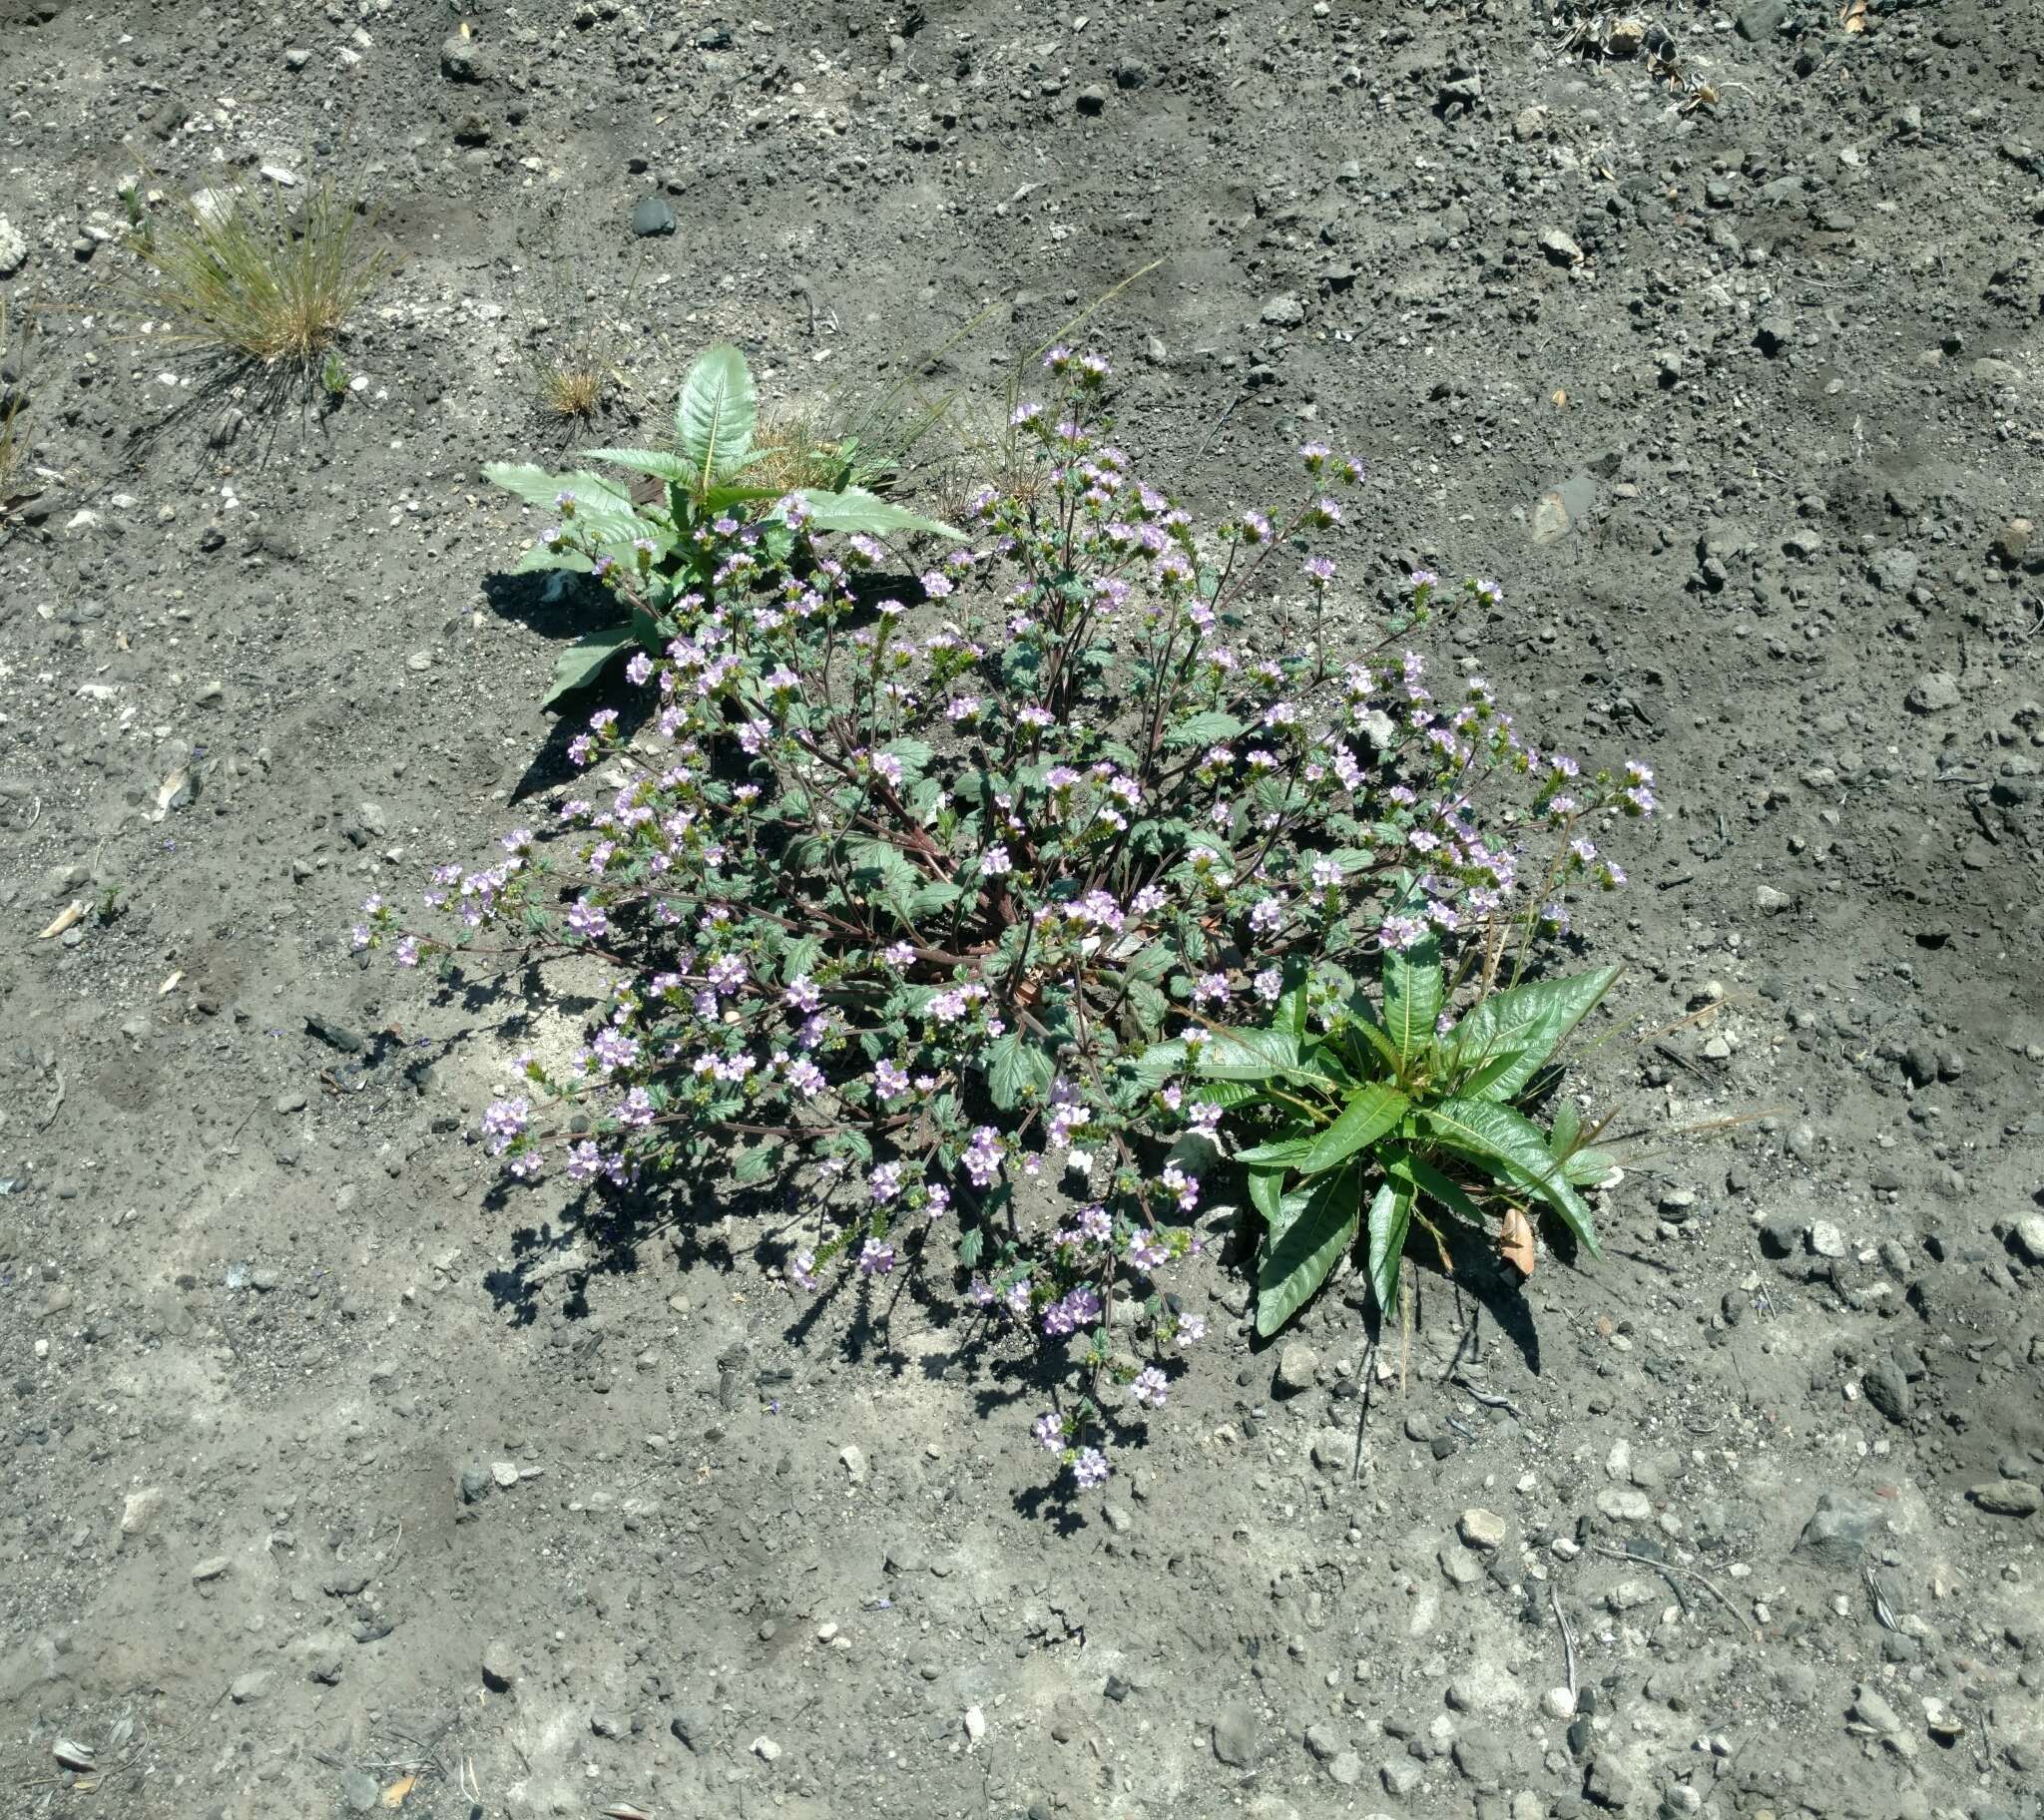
(369, 351, 1651, 1489)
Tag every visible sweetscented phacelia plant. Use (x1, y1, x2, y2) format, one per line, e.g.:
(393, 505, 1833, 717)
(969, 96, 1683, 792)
(367, 347, 1652, 1488)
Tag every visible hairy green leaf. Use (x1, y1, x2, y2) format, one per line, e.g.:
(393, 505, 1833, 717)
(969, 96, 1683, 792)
(1163, 709, 1247, 749)
(581, 447, 696, 484)
(1381, 934, 1443, 1070)
(483, 462, 634, 515)
(1420, 1098, 1601, 1256)
(786, 486, 963, 541)
(675, 343, 758, 485)
(542, 625, 635, 708)
(1549, 1099, 1582, 1158)
(1196, 1025, 1305, 1083)
(985, 1032, 1055, 1112)
(1440, 965, 1622, 1102)
(1256, 1157, 1361, 1336)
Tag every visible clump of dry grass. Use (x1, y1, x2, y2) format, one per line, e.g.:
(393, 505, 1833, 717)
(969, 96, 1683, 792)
(536, 345, 609, 421)
(129, 178, 381, 368)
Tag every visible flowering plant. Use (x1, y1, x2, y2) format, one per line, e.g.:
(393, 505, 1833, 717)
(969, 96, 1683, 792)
(367, 349, 1650, 1487)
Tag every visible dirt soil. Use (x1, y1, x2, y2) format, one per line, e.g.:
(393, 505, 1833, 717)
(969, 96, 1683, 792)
(3, 2, 2043, 1817)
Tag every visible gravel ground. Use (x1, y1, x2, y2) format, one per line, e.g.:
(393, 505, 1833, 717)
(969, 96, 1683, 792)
(1, 2, 2041, 1818)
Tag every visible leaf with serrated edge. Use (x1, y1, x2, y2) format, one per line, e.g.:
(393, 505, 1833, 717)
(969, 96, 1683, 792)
(788, 486, 963, 541)
(675, 344, 758, 486)
(1381, 935, 1443, 1069)
(1256, 1157, 1362, 1336)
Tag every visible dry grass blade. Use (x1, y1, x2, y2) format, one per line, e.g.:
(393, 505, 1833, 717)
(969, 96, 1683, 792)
(537, 347, 608, 421)
(130, 179, 381, 369)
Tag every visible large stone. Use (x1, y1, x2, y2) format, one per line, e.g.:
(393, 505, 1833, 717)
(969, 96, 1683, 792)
(1458, 1508, 1507, 1550)
(1274, 1342, 1318, 1395)
(1310, 1430, 1357, 1474)
(0, 215, 26, 278)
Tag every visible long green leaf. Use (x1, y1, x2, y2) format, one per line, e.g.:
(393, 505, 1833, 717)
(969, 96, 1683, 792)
(1364, 1169, 1414, 1317)
(1440, 965, 1621, 1102)
(1403, 1152, 1487, 1225)
(1255, 1157, 1361, 1336)
(1419, 1098, 1601, 1256)
(1246, 1163, 1286, 1227)
(542, 625, 635, 708)
(1296, 1082, 1408, 1176)
(675, 344, 758, 486)
(787, 486, 963, 542)
(1235, 1135, 1320, 1167)
(1381, 935, 1443, 1069)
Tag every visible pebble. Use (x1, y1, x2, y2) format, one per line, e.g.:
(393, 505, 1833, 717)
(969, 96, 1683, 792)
(1275, 1341, 1318, 1394)
(1906, 671, 1961, 714)
(1212, 1703, 1259, 1767)
(191, 1556, 231, 1583)
(1597, 1488, 1652, 1522)
(230, 1670, 273, 1703)
(1457, 1508, 1507, 1550)
(341, 1769, 378, 1813)
(839, 1443, 867, 1484)
(1074, 85, 1107, 116)
(1260, 294, 1305, 327)
(481, 1640, 515, 1690)
(751, 1735, 781, 1762)
(0, 216, 25, 278)
(1849, 1684, 1901, 1735)
(1310, 1430, 1357, 1474)
(2007, 1212, 2044, 1265)
(490, 1461, 519, 1489)
(631, 196, 677, 237)
(439, 32, 486, 81)
(964, 1703, 987, 1741)
(1968, 1481, 2042, 1517)
(120, 1487, 165, 1535)
(1794, 1489, 1880, 1568)
(1538, 228, 1583, 265)
(1544, 1686, 1577, 1719)
(1806, 1220, 1847, 1259)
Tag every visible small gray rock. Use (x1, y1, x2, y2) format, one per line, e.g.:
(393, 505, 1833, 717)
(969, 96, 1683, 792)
(1585, 1750, 1642, 1810)
(341, 1770, 379, 1814)
(1737, 0, 1788, 40)
(1969, 1481, 2042, 1518)
(631, 196, 677, 237)
(1805, 1219, 1847, 1259)
(1862, 1359, 1912, 1425)
(1906, 671, 1961, 714)
(1794, 1489, 1880, 1569)
(1275, 1341, 1319, 1394)
(1075, 85, 1108, 116)
(0, 215, 26, 278)
(230, 1670, 273, 1704)
(1303, 1721, 1340, 1761)
(1260, 294, 1305, 328)
(1213, 1704, 1259, 1767)
(481, 1640, 515, 1690)
(2006, 1212, 2044, 1265)
(1458, 1508, 1507, 1550)
(191, 1556, 231, 1583)
(1597, 1488, 1652, 1522)
(1756, 315, 1793, 356)
(1309, 1429, 1357, 1474)
(671, 1705, 714, 1751)
(1849, 1684, 1901, 1734)
(439, 32, 486, 81)
(1539, 228, 1584, 265)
